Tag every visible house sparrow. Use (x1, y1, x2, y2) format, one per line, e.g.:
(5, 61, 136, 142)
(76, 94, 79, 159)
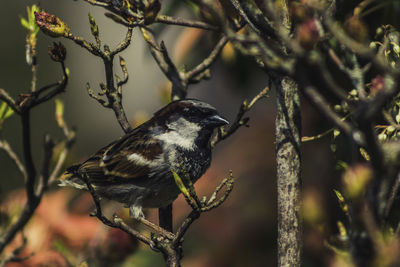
(60, 99, 228, 218)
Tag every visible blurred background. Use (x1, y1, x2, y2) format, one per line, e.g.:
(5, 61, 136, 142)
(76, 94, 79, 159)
(1, 1, 400, 267)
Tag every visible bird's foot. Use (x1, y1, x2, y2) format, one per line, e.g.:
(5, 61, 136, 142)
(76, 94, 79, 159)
(138, 217, 175, 240)
(129, 205, 175, 240)
(129, 205, 145, 219)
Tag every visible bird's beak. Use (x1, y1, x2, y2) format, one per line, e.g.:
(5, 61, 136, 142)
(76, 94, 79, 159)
(207, 114, 229, 126)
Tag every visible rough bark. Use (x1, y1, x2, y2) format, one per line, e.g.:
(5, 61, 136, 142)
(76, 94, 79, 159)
(276, 77, 302, 267)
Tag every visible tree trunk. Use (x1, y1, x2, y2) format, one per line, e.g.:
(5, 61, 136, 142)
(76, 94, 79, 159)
(276, 77, 302, 267)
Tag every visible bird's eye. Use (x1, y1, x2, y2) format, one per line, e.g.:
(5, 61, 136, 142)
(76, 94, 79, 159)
(183, 107, 198, 116)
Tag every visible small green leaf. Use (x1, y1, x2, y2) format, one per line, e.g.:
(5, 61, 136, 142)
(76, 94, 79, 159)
(333, 189, 348, 214)
(21, 4, 40, 34)
(171, 170, 190, 199)
(0, 102, 14, 120)
(333, 189, 345, 203)
(55, 99, 65, 128)
(0, 102, 7, 116)
(333, 129, 341, 139)
(336, 160, 348, 170)
(359, 148, 370, 161)
(337, 221, 348, 239)
(3, 107, 14, 119)
(0, 102, 14, 130)
(20, 17, 30, 29)
(330, 143, 336, 153)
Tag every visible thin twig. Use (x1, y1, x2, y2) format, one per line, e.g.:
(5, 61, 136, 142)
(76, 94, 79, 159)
(173, 171, 234, 242)
(86, 82, 110, 107)
(83, 0, 109, 8)
(185, 36, 228, 82)
(48, 132, 76, 185)
(0, 140, 27, 181)
(66, 33, 103, 57)
(30, 62, 69, 108)
(301, 128, 335, 142)
(0, 89, 20, 114)
(211, 86, 270, 147)
(155, 15, 219, 31)
(111, 27, 133, 56)
(303, 86, 365, 146)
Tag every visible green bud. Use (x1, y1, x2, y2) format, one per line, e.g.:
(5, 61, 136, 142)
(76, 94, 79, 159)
(369, 42, 377, 49)
(387, 125, 396, 135)
(349, 89, 358, 97)
(395, 114, 400, 124)
(378, 133, 387, 142)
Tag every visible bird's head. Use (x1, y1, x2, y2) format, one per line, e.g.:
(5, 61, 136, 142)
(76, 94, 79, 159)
(152, 99, 229, 148)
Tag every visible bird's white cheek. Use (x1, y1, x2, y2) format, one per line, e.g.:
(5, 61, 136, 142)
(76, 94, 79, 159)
(156, 131, 196, 150)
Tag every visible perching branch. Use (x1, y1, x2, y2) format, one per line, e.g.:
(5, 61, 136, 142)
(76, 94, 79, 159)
(79, 173, 156, 247)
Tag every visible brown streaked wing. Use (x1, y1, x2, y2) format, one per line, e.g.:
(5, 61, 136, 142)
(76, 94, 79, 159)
(102, 124, 149, 163)
(75, 139, 116, 182)
(99, 134, 163, 181)
(78, 156, 106, 181)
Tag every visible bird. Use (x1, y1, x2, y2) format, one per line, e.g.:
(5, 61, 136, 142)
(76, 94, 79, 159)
(59, 99, 229, 219)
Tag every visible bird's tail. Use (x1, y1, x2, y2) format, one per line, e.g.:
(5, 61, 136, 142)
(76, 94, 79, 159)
(58, 164, 87, 189)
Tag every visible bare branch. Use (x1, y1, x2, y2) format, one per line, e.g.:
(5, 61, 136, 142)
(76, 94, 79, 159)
(66, 33, 104, 57)
(86, 82, 110, 107)
(0, 112, 39, 254)
(141, 27, 185, 99)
